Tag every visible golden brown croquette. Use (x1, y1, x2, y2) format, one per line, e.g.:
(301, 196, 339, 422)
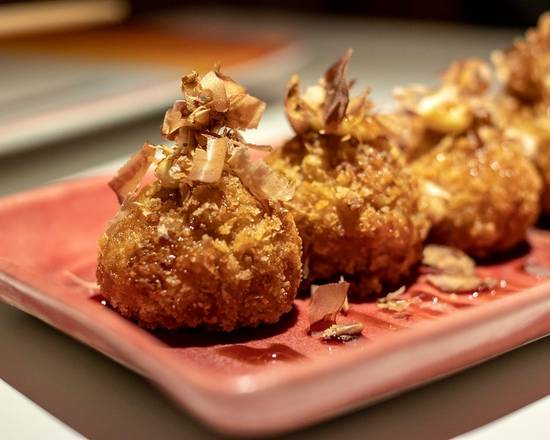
(267, 133, 427, 296)
(410, 130, 541, 257)
(492, 13, 550, 104)
(492, 14, 550, 216)
(97, 175, 301, 331)
(388, 59, 542, 257)
(267, 51, 429, 296)
(97, 68, 302, 330)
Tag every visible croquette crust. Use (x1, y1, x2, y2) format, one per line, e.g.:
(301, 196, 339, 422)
(266, 134, 428, 296)
(410, 135, 542, 257)
(536, 141, 550, 215)
(493, 101, 550, 217)
(514, 113, 550, 216)
(97, 174, 302, 331)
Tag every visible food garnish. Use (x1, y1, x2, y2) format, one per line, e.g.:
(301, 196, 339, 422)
(422, 244, 476, 275)
(318, 322, 364, 342)
(523, 258, 550, 278)
(227, 147, 295, 202)
(307, 277, 363, 341)
(322, 48, 353, 131)
(270, 50, 428, 297)
(376, 286, 416, 312)
(422, 244, 498, 293)
(341, 295, 350, 314)
(187, 137, 228, 183)
(308, 279, 350, 326)
(394, 59, 490, 135)
(108, 142, 156, 204)
(284, 48, 384, 141)
(98, 67, 303, 331)
(426, 274, 497, 293)
(108, 67, 292, 205)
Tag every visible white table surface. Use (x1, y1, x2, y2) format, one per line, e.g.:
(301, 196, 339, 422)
(0, 10, 549, 439)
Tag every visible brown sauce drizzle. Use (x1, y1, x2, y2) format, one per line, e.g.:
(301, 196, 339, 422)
(216, 343, 307, 365)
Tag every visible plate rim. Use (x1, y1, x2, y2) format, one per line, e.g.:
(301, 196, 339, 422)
(1, 176, 550, 436)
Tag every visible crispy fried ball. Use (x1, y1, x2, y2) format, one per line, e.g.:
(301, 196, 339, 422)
(536, 136, 550, 215)
(504, 112, 550, 216)
(410, 132, 542, 257)
(97, 174, 302, 331)
(491, 14, 550, 216)
(378, 111, 444, 163)
(491, 94, 550, 217)
(266, 134, 429, 296)
(492, 13, 550, 103)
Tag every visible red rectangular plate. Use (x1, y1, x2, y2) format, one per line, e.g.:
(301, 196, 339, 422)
(1, 176, 549, 436)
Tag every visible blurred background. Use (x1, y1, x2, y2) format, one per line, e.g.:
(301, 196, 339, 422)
(0, 0, 548, 194)
(1, 3, 550, 438)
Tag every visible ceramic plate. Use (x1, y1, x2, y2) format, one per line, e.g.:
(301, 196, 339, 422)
(0, 176, 549, 436)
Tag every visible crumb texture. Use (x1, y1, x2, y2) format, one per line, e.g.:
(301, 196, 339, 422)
(97, 174, 302, 331)
(268, 134, 428, 296)
(411, 134, 541, 257)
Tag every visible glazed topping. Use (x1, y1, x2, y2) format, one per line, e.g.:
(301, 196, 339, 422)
(109, 68, 293, 204)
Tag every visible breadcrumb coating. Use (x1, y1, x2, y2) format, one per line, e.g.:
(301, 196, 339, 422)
(97, 68, 302, 331)
(389, 59, 542, 256)
(97, 174, 302, 330)
(496, 106, 550, 216)
(267, 134, 428, 296)
(492, 14, 550, 216)
(267, 51, 428, 296)
(536, 132, 550, 214)
(410, 130, 541, 257)
(492, 13, 550, 103)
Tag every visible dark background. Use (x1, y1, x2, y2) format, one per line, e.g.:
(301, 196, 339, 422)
(128, 0, 549, 26)
(2, 0, 548, 28)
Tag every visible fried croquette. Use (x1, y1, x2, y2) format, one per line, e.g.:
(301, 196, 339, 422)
(389, 59, 542, 257)
(97, 175, 301, 331)
(410, 130, 541, 257)
(97, 68, 302, 331)
(492, 14, 550, 216)
(492, 13, 550, 104)
(266, 51, 428, 296)
(496, 110, 550, 216)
